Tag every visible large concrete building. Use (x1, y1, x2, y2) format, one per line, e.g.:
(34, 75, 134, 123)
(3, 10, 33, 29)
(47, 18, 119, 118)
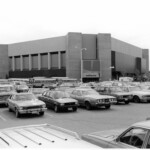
(0, 32, 149, 81)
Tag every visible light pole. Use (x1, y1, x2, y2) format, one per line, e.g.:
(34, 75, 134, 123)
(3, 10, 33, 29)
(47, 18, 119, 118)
(81, 48, 87, 83)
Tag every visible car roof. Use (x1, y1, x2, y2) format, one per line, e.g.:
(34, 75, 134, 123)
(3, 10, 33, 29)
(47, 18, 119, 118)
(0, 124, 100, 148)
(132, 120, 150, 129)
(13, 93, 33, 96)
(74, 88, 94, 91)
(0, 84, 13, 87)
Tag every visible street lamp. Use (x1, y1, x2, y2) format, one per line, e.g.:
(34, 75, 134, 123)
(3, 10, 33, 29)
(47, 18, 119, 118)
(81, 48, 87, 83)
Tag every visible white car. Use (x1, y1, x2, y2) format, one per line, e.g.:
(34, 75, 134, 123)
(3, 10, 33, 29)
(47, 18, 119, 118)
(0, 124, 101, 148)
(82, 120, 150, 148)
(7, 93, 47, 118)
(122, 86, 150, 103)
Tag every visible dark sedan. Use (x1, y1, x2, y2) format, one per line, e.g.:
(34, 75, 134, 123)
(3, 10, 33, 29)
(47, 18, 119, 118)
(38, 90, 78, 112)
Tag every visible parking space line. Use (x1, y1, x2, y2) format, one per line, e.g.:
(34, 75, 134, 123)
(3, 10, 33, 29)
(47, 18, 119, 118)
(0, 115, 6, 121)
(45, 113, 53, 118)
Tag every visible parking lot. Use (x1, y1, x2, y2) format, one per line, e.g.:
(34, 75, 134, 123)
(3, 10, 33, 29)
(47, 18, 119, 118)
(0, 102, 150, 136)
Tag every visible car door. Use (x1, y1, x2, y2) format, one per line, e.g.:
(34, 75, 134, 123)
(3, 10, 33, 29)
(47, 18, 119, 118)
(8, 95, 16, 111)
(48, 92, 56, 108)
(109, 127, 148, 148)
(76, 90, 84, 105)
(43, 91, 53, 108)
(70, 90, 77, 99)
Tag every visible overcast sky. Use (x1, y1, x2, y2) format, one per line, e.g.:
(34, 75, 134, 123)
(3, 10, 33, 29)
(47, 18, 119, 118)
(0, 0, 150, 52)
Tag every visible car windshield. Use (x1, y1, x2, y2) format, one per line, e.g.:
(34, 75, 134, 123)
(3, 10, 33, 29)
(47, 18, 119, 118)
(53, 91, 70, 99)
(0, 86, 13, 92)
(128, 86, 141, 91)
(82, 90, 99, 95)
(110, 87, 123, 92)
(14, 94, 36, 101)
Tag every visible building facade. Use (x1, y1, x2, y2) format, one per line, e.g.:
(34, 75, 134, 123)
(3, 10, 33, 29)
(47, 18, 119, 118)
(0, 32, 149, 81)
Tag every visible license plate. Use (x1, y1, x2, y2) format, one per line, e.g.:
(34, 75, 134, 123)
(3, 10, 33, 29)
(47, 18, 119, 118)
(68, 107, 72, 110)
(30, 110, 38, 114)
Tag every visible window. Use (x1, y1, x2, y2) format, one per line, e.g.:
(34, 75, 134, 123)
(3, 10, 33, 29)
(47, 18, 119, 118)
(119, 128, 147, 148)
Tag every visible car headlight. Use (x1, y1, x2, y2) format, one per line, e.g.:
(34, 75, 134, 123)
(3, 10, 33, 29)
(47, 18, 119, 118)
(42, 104, 46, 108)
(60, 103, 64, 106)
(75, 102, 78, 105)
(19, 107, 23, 110)
(129, 95, 133, 99)
(97, 99, 102, 103)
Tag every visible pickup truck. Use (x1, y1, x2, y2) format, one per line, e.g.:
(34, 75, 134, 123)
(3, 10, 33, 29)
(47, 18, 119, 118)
(0, 124, 101, 148)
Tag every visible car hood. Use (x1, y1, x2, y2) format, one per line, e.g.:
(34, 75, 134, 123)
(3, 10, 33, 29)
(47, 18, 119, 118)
(84, 95, 115, 99)
(82, 128, 125, 142)
(0, 91, 16, 95)
(112, 92, 131, 96)
(15, 100, 45, 107)
(56, 98, 77, 103)
(131, 91, 150, 95)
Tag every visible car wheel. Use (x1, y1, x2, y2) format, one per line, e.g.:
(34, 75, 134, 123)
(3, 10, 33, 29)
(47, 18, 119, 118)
(133, 96, 140, 103)
(54, 105, 59, 112)
(105, 105, 111, 109)
(72, 107, 77, 111)
(85, 102, 92, 110)
(125, 101, 129, 104)
(15, 109, 20, 118)
(39, 111, 44, 116)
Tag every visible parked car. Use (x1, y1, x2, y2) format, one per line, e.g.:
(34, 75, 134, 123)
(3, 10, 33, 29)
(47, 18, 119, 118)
(82, 120, 150, 148)
(0, 84, 16, 106)
(38, 90, 78, 112)
(96, 86, 132, 104)
(15, 85, 29, 93)
(7, 93, 47, 118)
(70, 88, 116, 110)
(121, 86, 150, 103)
(0, 124, 100, 148)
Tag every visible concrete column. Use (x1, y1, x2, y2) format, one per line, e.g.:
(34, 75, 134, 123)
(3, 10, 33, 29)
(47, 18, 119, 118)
(38, 53, 41, 70)
(12, 56, 15, 71)
(66, 32, 82, 79)
(97, 33, 112, 81)
(142, 49, 149, 73)
(20, 55, 23, 71)
(29, 54, 32, 70)
(58, 51, 61, 69)
(48, 52, 51, 69)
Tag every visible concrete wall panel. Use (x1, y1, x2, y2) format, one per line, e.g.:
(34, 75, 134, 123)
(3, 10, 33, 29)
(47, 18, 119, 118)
(0, 45, 9, 78)
(82, 34, 97, 59)
(8, 36, 66, 56)
(97, 34, 112, 81)
(115, 52, 136, 73)
(66, 32, 82, 79)
(111, 38, 142, 57)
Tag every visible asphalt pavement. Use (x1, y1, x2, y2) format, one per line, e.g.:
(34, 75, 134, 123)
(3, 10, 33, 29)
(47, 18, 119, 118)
(0, 103, 149, 136)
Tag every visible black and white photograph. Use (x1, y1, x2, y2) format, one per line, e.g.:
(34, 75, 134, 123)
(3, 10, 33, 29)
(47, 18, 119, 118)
(0, 0, 150, 149)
